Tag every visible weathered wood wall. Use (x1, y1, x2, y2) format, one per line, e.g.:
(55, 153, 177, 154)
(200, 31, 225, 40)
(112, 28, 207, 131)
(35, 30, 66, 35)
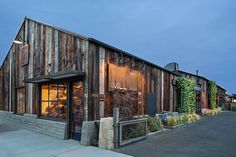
(0, 54, 10, 111)
(0, 17, 178, 121)
(217, 86, 226, 106)
(0, 18, 89, 117)
(87, 43, 99, 120)
(178, 71, 209, 109)
(0, 69, 2, 110)
(88, 42, 178, 118)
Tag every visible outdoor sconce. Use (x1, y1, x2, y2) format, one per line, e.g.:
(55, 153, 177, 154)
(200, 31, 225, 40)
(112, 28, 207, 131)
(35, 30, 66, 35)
(13, 40, 23, 45)
(13, 36, 29, 66)
(13, 35, 27, 45)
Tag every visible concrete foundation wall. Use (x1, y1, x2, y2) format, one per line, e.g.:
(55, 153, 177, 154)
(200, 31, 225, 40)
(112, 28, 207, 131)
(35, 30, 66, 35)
(81, 121, 98, 146)
(98, 117, 114, 150)
(0, 111, 67, 139)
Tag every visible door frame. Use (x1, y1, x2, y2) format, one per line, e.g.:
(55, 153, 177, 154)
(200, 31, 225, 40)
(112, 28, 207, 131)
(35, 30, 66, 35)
(36, 76, 85, 140)
(67, 78, 85, 140)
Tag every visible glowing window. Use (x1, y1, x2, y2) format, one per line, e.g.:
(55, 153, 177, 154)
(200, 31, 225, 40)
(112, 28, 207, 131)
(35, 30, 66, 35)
(41, 83, 67, 120)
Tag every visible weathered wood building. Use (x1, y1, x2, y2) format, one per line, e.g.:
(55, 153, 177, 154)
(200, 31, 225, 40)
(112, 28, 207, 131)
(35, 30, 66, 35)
(165, 62, 226, 113)
(176, 70, 210, 113)
(217, 85, 226, 107)
(0, 17, 179, 140)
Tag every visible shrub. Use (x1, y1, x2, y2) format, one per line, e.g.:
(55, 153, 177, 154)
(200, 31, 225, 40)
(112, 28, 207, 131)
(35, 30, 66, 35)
(213, 108, 220, 114)
(231, 106, 236, 111)
(203, 110, 213, 116)
(167, 117, 176, 127)
(147, 117, 158, 132)
(187, 114, 194, 121)
(122, 123, 146, 141)
(191, 113, 200, 121)
(175, 116, 182, 125)
(203, 108, 221, 116)
(222, 103, 231, 110)
(183, 114, 189, 123)
(147, 117, 163, 132)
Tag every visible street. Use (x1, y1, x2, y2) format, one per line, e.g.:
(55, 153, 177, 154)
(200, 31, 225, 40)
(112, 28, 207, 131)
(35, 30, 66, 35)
(116, 111, 236, 157)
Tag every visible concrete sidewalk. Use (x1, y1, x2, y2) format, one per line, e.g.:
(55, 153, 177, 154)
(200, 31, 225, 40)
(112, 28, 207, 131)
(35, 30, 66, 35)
(0, 124, 131, 157)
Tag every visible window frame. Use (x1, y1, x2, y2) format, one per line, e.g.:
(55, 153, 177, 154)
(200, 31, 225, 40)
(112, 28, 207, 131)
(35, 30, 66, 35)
(39, 81, 68, 121)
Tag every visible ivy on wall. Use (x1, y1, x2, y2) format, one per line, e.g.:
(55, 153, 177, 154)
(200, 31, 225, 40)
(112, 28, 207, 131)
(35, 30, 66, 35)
(176, 77, 196, 113)
(208, 80, 217, 109)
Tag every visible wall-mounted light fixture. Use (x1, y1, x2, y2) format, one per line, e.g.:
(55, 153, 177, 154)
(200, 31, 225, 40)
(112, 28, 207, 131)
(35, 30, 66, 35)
(13, 35, 29, 66)
(13, 40, 23, 45)
(13, 35, 26, 45)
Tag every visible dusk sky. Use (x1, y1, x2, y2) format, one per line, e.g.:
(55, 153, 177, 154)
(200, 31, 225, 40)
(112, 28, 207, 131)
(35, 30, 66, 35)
(0, 0, 235, 94)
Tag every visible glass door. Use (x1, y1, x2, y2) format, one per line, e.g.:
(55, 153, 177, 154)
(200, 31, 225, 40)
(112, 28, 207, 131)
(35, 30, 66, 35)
(71, 81, 84, 140)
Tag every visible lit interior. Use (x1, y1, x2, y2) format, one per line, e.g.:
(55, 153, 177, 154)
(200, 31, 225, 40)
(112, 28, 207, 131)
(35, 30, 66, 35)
(41, 102, 49, 116)
(41, 85, 48, 101)
(41, 83, 67, 119)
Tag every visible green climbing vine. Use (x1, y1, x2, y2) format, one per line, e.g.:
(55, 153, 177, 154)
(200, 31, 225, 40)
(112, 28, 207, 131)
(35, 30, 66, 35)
(208, 80, 217, 109)
(176, 77, 196, 113)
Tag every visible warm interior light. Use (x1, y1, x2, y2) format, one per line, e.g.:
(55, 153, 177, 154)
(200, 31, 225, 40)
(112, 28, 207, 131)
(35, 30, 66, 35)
(13, 40, 23, 44)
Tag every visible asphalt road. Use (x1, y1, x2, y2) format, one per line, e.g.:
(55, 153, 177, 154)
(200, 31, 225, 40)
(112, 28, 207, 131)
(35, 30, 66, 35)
(116, 111, 236, 157)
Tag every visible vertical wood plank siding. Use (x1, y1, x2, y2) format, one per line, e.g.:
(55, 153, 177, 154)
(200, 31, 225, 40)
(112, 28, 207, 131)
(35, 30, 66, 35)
(88, 43, 178, 117)
(0, 18, 88, 116)
(0, 18, 178, 121)
(1, 55, 10, 111)
(0, 69, 2, 110)
(178, 71, 210, 109)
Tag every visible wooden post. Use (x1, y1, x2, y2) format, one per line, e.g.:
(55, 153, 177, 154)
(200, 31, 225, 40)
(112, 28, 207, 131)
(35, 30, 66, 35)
(113, 106, 119, 149)
(99, 47, 105, 118)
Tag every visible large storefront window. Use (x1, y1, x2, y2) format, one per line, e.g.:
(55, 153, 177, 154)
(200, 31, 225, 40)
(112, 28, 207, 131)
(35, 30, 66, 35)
(41, 83, 67, 120)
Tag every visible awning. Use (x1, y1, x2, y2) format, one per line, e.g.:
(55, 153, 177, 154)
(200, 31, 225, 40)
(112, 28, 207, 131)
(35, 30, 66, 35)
(25, 71, 86, 83)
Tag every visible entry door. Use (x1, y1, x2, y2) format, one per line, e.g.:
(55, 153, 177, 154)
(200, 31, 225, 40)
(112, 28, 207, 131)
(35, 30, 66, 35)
(71, 81, 84, 140)
(147, 93, 156, 116)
